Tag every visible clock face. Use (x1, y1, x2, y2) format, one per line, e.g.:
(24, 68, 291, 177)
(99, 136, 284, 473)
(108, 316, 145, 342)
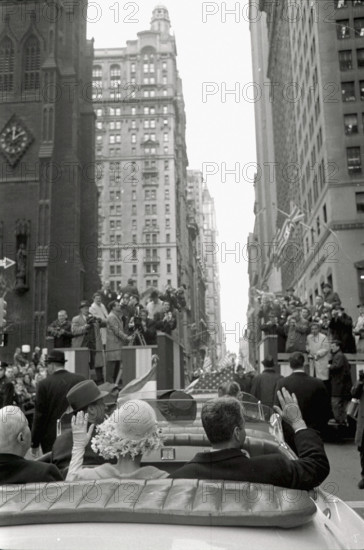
(0, 116, 34, 167)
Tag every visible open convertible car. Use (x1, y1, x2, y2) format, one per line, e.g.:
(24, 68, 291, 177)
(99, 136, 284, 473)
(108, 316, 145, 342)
(0, 392, 363, 550)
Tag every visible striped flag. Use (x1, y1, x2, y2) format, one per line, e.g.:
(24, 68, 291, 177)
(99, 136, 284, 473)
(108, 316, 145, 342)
(118, 348, 157, 399)
(185, 365, 234, 394)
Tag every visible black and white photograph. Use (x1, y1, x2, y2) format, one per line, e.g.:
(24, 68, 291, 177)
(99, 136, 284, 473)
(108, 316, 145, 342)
(0, 0, 364, 547)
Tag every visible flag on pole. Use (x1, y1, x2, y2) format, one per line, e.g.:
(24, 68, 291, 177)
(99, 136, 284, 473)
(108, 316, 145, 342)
(185, 365, 234, 394)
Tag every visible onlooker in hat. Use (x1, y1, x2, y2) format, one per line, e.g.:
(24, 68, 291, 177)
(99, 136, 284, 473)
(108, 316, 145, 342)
(119, 293, 132, 331)
(329, 340, 352, 427)
(106, 301, 131, 384)
(0, 406, 63, 485)
(146, 290, 164, 320)
(71, 301, 104, 384)
(47, 310, 73, 349)
(51, 380, 109, 475)
(306, 321, 331, 391)
(354, 304, 364, 354)
(322, 283, 341, 310)
(66, 400, 168, 481)
(99, 281, 117, 312)
(31, 350, 85, 455)
(275, 352, 330, 445)
(284, 287, 301, 307)
(13, 347, 28, 369)
(157, 390, 197, 422)
(285, 316, 310, 354)
(250, 356, 283, 409)
(120, 278, 139, 298)
(329, 306, 356, 354)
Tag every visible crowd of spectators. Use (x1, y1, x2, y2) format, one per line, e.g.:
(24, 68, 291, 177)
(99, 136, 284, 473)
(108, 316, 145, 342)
(253, 283, 364, 355)
(0, 348, 48, 426)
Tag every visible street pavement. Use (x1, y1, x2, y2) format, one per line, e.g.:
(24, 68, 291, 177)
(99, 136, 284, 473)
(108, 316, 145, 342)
(323, 438, 364, 519)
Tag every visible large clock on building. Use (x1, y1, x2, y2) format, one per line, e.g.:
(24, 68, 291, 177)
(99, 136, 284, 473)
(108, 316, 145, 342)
(0, 115, 34, 167)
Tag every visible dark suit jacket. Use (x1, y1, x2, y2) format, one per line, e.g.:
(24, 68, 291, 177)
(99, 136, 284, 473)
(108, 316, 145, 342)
(51, 427, 108, 475)
(275, 372, 331, 434)
(170, 429, 329, 490)
(31, 369, 85, 452)
(0, 454, 63, 485)
(250, 369, 283, 409)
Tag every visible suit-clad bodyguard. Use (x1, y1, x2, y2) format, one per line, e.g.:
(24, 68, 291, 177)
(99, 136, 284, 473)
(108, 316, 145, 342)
(72, 300, 104, 384)
(31, 350, 85, 455)
(106, 301, 131, 383)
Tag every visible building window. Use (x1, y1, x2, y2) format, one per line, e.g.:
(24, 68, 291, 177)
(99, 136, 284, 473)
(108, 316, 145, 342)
(342, 81, 356, 102)
(24, 36, 40, 90)
(132, 219, 137, 230)
(131, 134, 136, 143)
(146, 280, 151, 287)
(110, 64, 121, 87)
(354, 18, 364, 37)
(165, 189, 170, 200)
(152, 234, 157, 244)
(323, 204, 327, 223)
(0, 37, 14, 92)
(166, 248, 171, 259)
(163, 133, 169, 142)
(337, 20, 350, 39)
(356, 192, 364, 212)
(131, 107, 136, 115)
(165, 204, 170, 214)
(316, 216, 320, 236)
(93, 65, 102, 80)
(166, 234, 170, 243)
(163, 106, 168, 114)
(344, 113, 358, 134)
(339, 50, 353, 70)
(167, 264, 171, 273)
(132, 265, 137, 274)
(165, 218, 170, 228)
(347, 146, 362, 173)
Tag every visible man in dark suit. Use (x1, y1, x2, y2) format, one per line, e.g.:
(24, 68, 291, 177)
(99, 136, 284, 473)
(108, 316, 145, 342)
(275, 352, 331, 445)
(170, 389, 330, 490)
(99, 280, 117, 312)
(0, 406, 62, 484)
(31, 350, 85, 454)
(250, 356, 283, 409)
(51, 380, 109, 475)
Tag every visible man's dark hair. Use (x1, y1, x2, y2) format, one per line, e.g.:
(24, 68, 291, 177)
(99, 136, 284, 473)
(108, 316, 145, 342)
(218, 381, 240, 398)
(201, 398, 244, 444)
(289, 352, 305, 369)
(150, 290, 159, 299)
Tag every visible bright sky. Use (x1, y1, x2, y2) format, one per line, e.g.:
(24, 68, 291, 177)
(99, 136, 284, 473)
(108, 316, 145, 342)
(87, 0, 256, 354)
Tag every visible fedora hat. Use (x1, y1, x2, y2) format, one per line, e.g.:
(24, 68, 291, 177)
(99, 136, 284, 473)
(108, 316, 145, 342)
(66, 380, 108, 412)
(157, 390, 197, 421)
(46, 350, 67, 365)
(80, 300, 90, 308)
(262, 356, 275, 368)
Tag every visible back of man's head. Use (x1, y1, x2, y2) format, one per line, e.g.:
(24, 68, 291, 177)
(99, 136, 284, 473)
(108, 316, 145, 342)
(0, 406, 30, 457)
(289, 352, 305, 370)
(201, 398, 245, 445)
(218, 381, 240, 398)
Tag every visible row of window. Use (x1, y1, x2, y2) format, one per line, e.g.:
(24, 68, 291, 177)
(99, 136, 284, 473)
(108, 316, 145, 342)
(93, 60, 168, 79)
(93, 88, 169, 100)
(95, 106, 169, 117)
(97, 119, 170, 131)
(0, 36, 40, 92)
(339, 48, 364, 69)
(337, 18, 364, 39)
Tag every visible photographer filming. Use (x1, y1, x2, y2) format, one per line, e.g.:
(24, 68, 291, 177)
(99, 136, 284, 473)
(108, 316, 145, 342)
(154, 301, 177, 336)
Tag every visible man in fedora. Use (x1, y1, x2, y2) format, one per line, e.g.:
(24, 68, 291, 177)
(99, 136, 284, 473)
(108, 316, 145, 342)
(250, 356, 283, 409)
(322, 282, 341, 310)
(31, 350, 85, 455)
(51, 380, 109, 475)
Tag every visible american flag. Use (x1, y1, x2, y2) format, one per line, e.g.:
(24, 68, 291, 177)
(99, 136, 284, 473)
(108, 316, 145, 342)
(186, 365, 234, 394)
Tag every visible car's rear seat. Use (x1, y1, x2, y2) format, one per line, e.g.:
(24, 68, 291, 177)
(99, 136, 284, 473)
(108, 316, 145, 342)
(0, 479, 316, 529)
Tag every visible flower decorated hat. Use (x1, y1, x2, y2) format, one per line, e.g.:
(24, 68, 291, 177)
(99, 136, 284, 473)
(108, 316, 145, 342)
(91, 399, 164, 460)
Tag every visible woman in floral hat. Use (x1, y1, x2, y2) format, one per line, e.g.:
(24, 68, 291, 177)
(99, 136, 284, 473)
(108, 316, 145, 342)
(66, 400, 167, 481)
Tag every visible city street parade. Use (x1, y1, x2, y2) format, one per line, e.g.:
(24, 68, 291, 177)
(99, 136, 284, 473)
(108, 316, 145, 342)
(1, 0, 364, 548)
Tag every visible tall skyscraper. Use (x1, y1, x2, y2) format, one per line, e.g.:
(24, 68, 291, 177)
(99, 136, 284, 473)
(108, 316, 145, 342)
(93, 6, 189, 299)
(0, 0, 99, 355)
(251, 0, 364, 319)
